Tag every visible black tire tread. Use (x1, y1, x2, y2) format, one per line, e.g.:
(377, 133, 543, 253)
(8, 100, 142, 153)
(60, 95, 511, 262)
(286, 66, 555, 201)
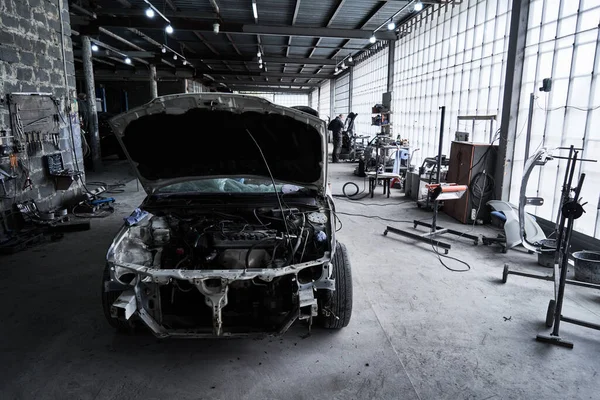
(320, 242, 353, 329)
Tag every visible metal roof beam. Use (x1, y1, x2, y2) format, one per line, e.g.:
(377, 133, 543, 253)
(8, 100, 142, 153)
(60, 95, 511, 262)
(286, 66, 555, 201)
(89, 17, 397, 40)
(328, 1, 388, 61)
(93, 9, 218, 19)
(189, 56, 337, 65)
(230, 87, 310, 93)
(214, 80, 320, 87)
(284, 0, 302, 73)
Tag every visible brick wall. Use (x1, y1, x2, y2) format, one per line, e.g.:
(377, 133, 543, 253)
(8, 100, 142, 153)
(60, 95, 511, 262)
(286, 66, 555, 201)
(0, 0, 83, 218)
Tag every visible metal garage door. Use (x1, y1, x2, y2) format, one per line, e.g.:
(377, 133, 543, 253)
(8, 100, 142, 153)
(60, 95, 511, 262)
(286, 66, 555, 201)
(334, 74, 350, 116)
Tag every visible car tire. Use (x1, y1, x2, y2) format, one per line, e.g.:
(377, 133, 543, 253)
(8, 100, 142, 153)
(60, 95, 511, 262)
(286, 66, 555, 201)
(101, 264, 135, 333)
(318, 242, 353, 329)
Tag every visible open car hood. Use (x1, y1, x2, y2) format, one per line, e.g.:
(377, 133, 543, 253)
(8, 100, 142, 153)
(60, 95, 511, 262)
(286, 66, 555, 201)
(109, 94, 327, 194)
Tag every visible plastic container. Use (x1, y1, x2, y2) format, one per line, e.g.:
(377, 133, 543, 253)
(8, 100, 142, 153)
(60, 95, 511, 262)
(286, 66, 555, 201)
(573, 251, 600, 284)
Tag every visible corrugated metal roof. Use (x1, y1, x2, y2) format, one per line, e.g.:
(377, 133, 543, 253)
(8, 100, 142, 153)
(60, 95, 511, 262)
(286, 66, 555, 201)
(73, 0, 425, 91)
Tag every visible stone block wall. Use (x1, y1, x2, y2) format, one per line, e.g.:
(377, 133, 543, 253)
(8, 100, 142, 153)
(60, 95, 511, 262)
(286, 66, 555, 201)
(0, 0, 84, 220)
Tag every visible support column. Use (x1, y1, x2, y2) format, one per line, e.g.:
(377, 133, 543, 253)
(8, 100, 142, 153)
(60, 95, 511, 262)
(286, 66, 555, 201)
(81, 36, 101, 171)
(348, 66, 353, 112)
(330, 80, 335, 118)
(496, 0, 530, 200)
(387, 40, 396, 93)
(149, 64, 158, 99)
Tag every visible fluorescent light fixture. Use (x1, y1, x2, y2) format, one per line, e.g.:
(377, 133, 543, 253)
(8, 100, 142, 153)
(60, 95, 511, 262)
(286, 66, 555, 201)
(173, 54, 178, 60)
(213, 22, 220, 34)
(91, 44, 99, 51)
(161, 47, 166, 53)
(348, 55, 353, 63)
(369, 35, 376, 44)
(252, 1, 258, 20)
(124, 57, 131, 64)
(387, 21, 396, 30)
(145, 8, 155, 18)
(414, 2, 423, 11)
(165, 25, 174, 34)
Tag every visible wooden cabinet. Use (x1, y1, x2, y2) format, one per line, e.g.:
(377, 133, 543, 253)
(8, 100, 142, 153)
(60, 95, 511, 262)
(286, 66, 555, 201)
(444, 142, 498, 224)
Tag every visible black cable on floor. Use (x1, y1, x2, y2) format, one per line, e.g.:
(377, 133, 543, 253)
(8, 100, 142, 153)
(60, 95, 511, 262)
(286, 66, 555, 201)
(334, 197, 413, 206)
(430, 242, 471, 272)
(338, 180, 371, 200)
(334, 211, 421, 224)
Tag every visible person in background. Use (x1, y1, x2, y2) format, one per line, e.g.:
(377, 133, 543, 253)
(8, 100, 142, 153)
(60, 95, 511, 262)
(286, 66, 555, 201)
(328, 114, 344, 163)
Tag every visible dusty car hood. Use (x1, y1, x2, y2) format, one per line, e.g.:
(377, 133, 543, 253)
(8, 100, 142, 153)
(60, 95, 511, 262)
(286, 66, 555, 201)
(109, 93, 327, 194)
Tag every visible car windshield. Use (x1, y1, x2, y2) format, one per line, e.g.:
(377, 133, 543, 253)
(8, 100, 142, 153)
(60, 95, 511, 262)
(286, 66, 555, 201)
(156, 178, 304, 194)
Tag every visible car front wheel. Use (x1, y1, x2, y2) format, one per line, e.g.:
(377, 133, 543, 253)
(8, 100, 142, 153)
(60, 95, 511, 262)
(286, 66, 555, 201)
(318, 242, 353, 329)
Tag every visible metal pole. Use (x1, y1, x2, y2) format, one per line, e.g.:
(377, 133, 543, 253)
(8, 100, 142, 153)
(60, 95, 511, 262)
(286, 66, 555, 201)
(81, 35, 102, 171)
(436, 106, 445, 184)
(432, 106, 446, 233)
(387, 40, 396, 93)
(149, 64, 158, 99)
(524, 92, 535, 161)
(496, 0, 530, 200)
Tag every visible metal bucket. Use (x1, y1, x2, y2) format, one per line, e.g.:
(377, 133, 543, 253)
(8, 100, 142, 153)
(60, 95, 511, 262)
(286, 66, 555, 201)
(573, 251, 600, 284)
(537, 239, 557, 268)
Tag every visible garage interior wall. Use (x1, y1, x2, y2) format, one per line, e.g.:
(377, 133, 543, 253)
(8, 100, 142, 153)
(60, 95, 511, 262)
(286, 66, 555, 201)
(238, 92, 309, 108)
(319, 80, 331, 122)
(509, 0, 600, 239)
(0, 0, 84, 219)
(351, 47, 389, 137)
(391, 0, 512, 167)
(334, 74, 350, 116)
(309, 88, 318, 110)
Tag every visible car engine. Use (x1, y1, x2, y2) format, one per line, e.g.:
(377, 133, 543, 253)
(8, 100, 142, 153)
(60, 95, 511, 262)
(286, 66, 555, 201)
(110, 205, 332, 333)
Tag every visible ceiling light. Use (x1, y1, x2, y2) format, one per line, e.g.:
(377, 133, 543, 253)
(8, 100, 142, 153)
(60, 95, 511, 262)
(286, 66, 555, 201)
(124, 57, 131, 64)
(91, 44, 99, 52)
(387, 20, 396, 30)
(165, 25, 174, 34)
(252, 1, 258, 20)
(341, 62, 346, 69)
(257, 50, 261, 57)
(145, 8, 155, 18)
(173, 54, 178, 60)
(414, 2, 424, 11)
(161, 46, 166, 53)
(259, 64, 263, 69)
(348, 55, 353, 63)
(183, 60, 187, 66)
(369, 35, 377, 44)
(335, 67, 339, 73)
(213, 22, 220, 34)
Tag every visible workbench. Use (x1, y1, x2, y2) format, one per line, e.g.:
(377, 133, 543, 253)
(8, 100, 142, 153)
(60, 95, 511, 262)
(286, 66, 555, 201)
(366, 172, 401, 198)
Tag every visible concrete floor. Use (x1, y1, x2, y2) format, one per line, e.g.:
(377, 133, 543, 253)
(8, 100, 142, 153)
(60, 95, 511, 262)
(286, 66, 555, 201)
(1, 162, 599, 400)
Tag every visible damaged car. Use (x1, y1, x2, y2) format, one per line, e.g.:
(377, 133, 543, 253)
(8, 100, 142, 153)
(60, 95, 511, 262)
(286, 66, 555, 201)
(102, 94, 353, 338)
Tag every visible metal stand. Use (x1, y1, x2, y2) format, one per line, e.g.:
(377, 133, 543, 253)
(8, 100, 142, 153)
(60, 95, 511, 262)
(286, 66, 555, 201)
(383, 106, 479, 253)
(532, 147, 598, 348)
